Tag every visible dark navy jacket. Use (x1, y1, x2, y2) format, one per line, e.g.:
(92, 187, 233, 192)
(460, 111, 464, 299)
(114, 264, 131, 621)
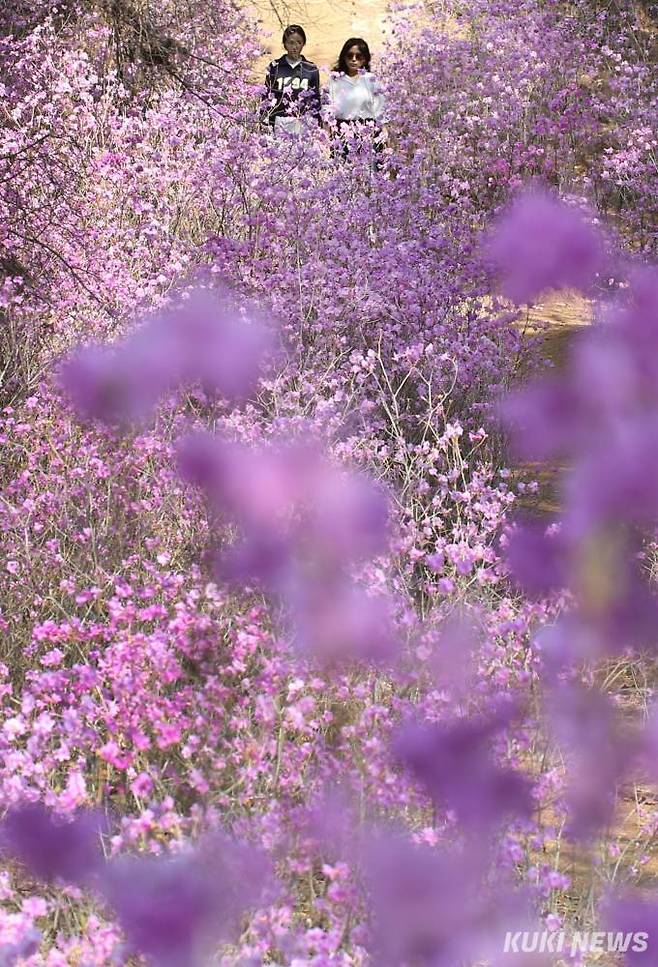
(262, 55, 321, 126)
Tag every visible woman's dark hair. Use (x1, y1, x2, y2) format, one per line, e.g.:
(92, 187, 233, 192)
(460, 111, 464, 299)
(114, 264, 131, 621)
(282, 25, 306, 45)
(335, 37, 371, 73)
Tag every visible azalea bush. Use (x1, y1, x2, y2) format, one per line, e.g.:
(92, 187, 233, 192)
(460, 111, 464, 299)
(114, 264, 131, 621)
(1, 0, 658, 963)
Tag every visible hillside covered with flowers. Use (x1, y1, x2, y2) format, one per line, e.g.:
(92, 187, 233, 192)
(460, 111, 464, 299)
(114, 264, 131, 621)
(1, 0, 658, 963)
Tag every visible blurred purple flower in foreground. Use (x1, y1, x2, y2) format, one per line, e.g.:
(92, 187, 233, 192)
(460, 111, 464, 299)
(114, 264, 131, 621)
(500, 263, 658, 664)
(565, 416, 658, 531)
(487, 188, 604, 304)
(99, 831, 273, 967)
(0, 803, 104, 884)
(61, 284, 275, 426)
(421, 610, 483, 701)
(214, 531, 294, 589)
(392, 702, 532, 832)
(297, 786, 360, 863)
(178, 433, 389, 564)
(177, 434, 314, 534)
(291, 575, 398, 666)
(0, 929, 42, 965)
(178, 430, 397, 664)
(605, 893, 656, 965)
(546, 683, 634, 840)
(499, 374, 590, 462)
(59, 343, 166, 426)
(306, 470, 390, 567)
(363, 831, 533, 966)
(501, 268, 658, 463)
(160, 288, 275, 401)
(504, 520, 569, 598)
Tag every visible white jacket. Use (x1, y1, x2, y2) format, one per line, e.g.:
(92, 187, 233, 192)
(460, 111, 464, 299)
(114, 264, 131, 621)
(325, 71, 386, 122)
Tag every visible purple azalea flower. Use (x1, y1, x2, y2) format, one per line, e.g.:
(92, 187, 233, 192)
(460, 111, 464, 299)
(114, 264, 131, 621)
(504, 519, 569, 597)
(307, 471, 390, 566)
(392, 703, 532, 832)
(289, 575, 399, 666)
(546, 683, 634, 840)
(59, 343, 168, 426)
(0, 929, 42, 964)
(159, 287, 275, 400)
(604, 893, 656, 964)
(363, 831, 533, 967)
(0, 803, 104, 884)
(99, 832, 273, 967)
(487, 188, 605, 304)
(499, 375, 589, 461)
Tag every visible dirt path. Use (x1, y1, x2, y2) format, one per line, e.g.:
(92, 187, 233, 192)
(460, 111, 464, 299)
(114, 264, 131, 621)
(516, 293, 592, 515)
(528, 292, 592, 364)
(520, 296, 658, 915)
(251, 0, 390, 74)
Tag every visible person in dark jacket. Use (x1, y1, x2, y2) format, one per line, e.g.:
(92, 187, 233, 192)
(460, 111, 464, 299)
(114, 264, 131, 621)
(262, 25, 321, 136)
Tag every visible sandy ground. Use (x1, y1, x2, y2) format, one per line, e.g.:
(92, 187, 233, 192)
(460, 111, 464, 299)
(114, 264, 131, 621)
(513, 294, 592, 516)
(250, 0, 390, 75)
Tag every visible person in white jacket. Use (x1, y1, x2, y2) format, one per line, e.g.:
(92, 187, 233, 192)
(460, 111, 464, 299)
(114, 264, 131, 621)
(325, 38, 388, 165)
